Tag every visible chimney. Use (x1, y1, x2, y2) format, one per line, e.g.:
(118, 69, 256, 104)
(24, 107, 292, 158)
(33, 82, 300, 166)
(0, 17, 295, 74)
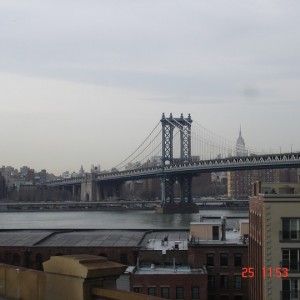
(221, 216, 227, 241)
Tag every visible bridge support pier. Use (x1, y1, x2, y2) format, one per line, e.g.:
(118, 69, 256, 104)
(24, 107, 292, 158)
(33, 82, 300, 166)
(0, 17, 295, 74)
(179, 175, 193, 203)
(81, 173, 99, 201)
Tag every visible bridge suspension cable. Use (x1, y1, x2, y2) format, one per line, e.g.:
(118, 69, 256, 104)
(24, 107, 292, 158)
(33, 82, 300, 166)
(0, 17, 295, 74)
(113, 122, 162, 171)
(167, 117, 263, 161)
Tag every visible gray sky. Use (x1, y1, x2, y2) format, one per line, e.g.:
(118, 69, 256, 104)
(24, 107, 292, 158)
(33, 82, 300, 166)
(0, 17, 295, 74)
(1, 0, 300, 175)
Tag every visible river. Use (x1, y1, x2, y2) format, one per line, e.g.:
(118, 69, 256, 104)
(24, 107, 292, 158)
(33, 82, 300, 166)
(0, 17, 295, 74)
(0, 209, 248, 230)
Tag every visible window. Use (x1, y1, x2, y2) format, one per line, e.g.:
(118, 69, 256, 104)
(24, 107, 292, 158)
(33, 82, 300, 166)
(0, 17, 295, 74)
(208, 296, 215, 300)
(191, 287, 199, 299)
(234, 253, 242, 267)
(220, 296, 229, 300)
(176, 287, 184, 299)
(133, 287, 142, 293)
(207, 253, 214, 266)
(220, 275, 229, 289)
(213, 226, 219, 240)
(282, 278, 299, 299)
(220, 253, 228, 266)
(282, 249, 300, 272)
(234, 296, 243, 300)
(234, 276, 242, 289)
(148, 287, 155, 296)
(161, 287, 169, 299)
(120, 253, 128, 264)
(208, 275, 215, 290)
(282, 219, 300, 240)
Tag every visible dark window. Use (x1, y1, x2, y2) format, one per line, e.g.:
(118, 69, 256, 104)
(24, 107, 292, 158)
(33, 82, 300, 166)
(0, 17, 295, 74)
(282, 218, 300, 240)
(282, 278, 299, 299)
(12, 253, 20, 266)
(220, 253, 228, 266)
(208, 296, 215, 300)
(220, 275, 229, 289)
(220, 296, 229, 300)
(133, 287, 142, 293)
(234, 276, 242, 289)
(282, 219, 290, 239)
(120, 253, 128, 264)
(234, 253, 242, 267)
(191, 286, 199, 299)
(148, 287, 155, 296)
(282, 249, 300, 272)
(35, 253, 43, 270)
(213, 226, 219, 240)
(208, 275, 215, 290)
(207, 253, 214, 266)
(176, 287, 184, 299)
(234, 296, 243, 300)
(161, 287, 169, 299)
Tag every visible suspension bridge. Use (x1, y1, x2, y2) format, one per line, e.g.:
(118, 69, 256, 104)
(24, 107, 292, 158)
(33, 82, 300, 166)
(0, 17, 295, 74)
(48, 113, 300, 213)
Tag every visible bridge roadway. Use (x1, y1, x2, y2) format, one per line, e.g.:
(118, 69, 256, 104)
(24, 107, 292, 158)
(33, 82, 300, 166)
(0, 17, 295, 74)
(48, 152, 300, 186)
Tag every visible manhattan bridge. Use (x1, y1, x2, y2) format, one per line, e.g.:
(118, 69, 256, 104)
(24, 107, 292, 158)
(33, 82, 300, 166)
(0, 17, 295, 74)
(48, 113, 300, 212)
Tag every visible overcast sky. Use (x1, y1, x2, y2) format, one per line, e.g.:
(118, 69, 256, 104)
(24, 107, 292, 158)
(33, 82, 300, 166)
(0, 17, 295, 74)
(1, 0, 300, 175)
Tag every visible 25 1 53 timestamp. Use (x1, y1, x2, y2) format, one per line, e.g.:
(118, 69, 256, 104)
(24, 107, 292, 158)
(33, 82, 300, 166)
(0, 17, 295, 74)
(242, 267, 289, 279)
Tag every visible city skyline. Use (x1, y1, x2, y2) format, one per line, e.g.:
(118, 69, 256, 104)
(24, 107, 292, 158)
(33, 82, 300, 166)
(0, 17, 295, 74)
(1, 1, 300, 174)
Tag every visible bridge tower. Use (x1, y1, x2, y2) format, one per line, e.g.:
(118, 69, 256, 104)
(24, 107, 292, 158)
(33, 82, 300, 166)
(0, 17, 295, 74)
(160, 113, 197, 212)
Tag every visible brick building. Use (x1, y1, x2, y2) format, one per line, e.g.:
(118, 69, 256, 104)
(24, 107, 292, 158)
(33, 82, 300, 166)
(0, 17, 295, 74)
(188, 219, 249, 300)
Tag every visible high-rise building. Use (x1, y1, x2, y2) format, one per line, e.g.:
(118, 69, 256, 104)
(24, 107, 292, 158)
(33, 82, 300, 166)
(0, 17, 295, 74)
(249, 181, 300, 300)
(227, 127, 250, 198)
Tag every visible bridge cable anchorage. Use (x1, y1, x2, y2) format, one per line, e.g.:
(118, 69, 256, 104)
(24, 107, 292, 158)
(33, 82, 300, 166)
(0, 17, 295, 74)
(113, 121, 161, 170)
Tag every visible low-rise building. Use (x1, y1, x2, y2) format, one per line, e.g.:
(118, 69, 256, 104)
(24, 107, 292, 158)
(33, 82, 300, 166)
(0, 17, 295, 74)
(188, 218, 249, 300)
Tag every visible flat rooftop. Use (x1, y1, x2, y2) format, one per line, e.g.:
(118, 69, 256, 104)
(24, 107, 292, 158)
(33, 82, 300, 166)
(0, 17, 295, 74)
(0, 229, 147, 247)
(189, 229, 246, 245)
(140, 230, 189, 251)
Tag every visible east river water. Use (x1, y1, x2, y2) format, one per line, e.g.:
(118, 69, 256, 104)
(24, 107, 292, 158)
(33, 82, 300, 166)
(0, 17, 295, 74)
(0, 209, 248, 230)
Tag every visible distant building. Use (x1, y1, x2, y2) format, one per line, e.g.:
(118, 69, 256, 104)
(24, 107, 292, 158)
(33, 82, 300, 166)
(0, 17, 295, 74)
(38, 169, 47, 184)
(20, 166, 30, 176)
(236, 126, 248, 157)
(78, 165, 85, 176)
(25, 169, 35, 182)
(249, 181, 300, 300)
(0, 173, 6, 199)
(91, 164, 101, 173)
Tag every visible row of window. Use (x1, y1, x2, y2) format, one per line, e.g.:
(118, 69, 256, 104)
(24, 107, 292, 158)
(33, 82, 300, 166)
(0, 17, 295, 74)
(207, 253, 243, 267)
(208, 275, 242, 290)
(133, 286, 200, 299)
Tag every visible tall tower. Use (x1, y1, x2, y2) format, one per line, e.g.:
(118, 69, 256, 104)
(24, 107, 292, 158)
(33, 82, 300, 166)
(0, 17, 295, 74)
(160, 113, 194, 207)
(236, 126, 247, 157)
(228, 126, 251, 199)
